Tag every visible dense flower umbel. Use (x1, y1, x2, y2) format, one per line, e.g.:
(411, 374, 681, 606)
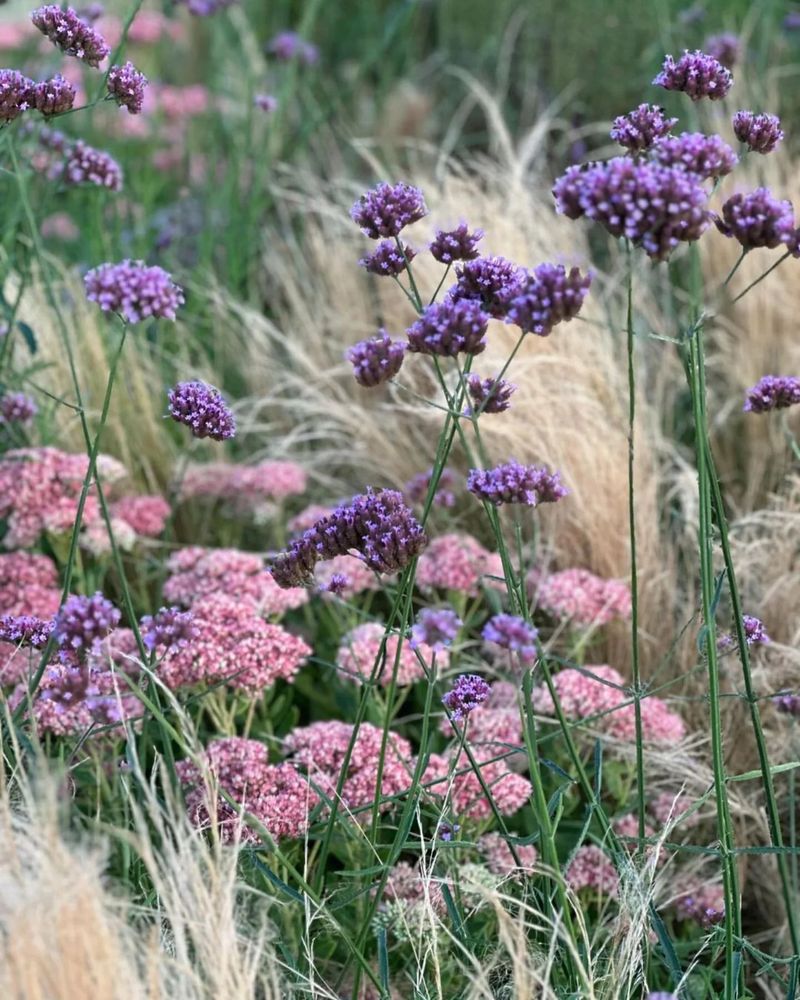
(565, 845, 619, 896)
(271, 489, 427, 588)
(404, 467, 457, 508)
(84, 260, 184, 322)
(107, 62, 147, 114)
(429, 224, 484, 264)
(449, 255, 524, 318)
(482, 614, 538, 661)
(53, 592, 121, 660)
(350, 182, 428, 239)
(337, 621, 446, 686)
(406, 298, 489, 357)
(0, 552, 60, 617)
(652, 132, 738, 179)
(31, 5, 110, 66)
(33, 75, 76, 116)
(424, 751, 531, 819)
(743, 375, 800, 412)
(348, 331, 405, 387)
(733, 111, 784, 154)
(0, 70, 35, 122)
(610, 103, 677, 152)
(63, 141, 123, 190)
(110, 495, 170, 537)
(466, 374, 516, 414)
(504, 263, 592, 336)
(359, 239, 415, 276)
(715, 188, 795, 249)
(653, 50, 733, 101)
(416, 533, 502, 594)
(536, 568, 632, 625)
(167, 381, 236, 441)
(480, 832, 538, 876)
(410, 608, 462, 651)
(178, 460, 307, 509)
(0, 614, 54, 649)
(554, 157, 711, 261)
(0, 392, 38, 425)
(704, 32, 740, 69)
(140, 607, 196, 653)
(442, 673, 491, 721)
(467, 461, 568, 507)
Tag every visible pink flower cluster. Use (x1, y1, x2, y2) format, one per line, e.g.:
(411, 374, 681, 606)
(110, 494, 170, 537)
(0, 551, 61, 617)
(536, 568, 632, 626)
(649, 790, 702, 829)
(337, 622, 446, 686)
(479, 832, 538, 876)
(288, 503, 336, 534)
(176, 737, 317, 844)
(416, 533, 503, 594)
(179, 460, 307, 513)
(564, 845, 618, 896)
(424, 752, 531, 819)
(158, 594, 310, 694)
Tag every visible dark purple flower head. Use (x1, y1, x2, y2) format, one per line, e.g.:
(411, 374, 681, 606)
(0, 70, 35, 122)
(653, 50, 732, 101)
(467, 461, 568, 507)
(733, 111, 784, 154)
(359, 239, 415, 277)
(449, 256, 524, 318)
(652, 132, 738, 179)
(773, 692, 800, 716)
(442, 673, 491, 721)
(140, 606, 197, 652)
(554, 158, 711, 261)
(33, 75, 76, 117)
(177, 0, 236, 16)
(404, 467, 457, 508)
(350, 182, 428, 239)
(704, 33, 740, 70)
(167, 380, 236, 441)
(84, 260, 184, 322)
(503, 263, 592, 336)
(482, 613, 538, 661)
(718, 614, 770, 651)
(266, 31, 319, 65)
(743, 375, 800, 413)
(429, 224, 484, 264)
(31, 5, 110, 66)
(785, 12, 800, 31)
(0, 392, 38, 425)
(63, 141, 123, 190)
(410, 607, 462, 651)
(439, 820, 460, 841)
(715, 189, 794, 250)
(254, 93, 277, 113)
(0, 614, 54, 648)
(107, 61, 147, 114)
(466, 374, 516, 415)
(347, 331, 405, 387)
(271, 488, 427, 588)
(54, 592, 121, 660)
(610, 104, 677, 152)
(320, 573, 348, 595)
(406, 298, 489, 357)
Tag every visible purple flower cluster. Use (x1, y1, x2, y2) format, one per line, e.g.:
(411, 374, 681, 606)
(467, 461, 568, 507)
(715, 189, 794, 250)
(0, 392, 38, 425)
(107, 62, 147, 114)
(554, 158, 711, 261)
(84, 260, 184, 322)
(773, 692, 800, 716)
(31, 5, 110, 67)
(359, 239, 415, 277)
(404, 467, 457, 509)
(271, 489, 427, 588)
(347, 331, 405, 387)
(742, 615, 770, 645)
(63, 140, 123, 190)
(466, 374, 516, 414)
(733, 111, 784, 154)
(743, 375, 800, 413)
(449, 256, 523, 318)
(34, 75, 76, 117)
(704, 32, 740, 70)
(410, 607, 462, 651)
(167, 381, 236, 441)
(0, 614, 54, 648)
(266, 31, 319, 65)
(254, 93, 277, 113)
(429, 224, 484, 264)
(482, 613, 538, 660)
(140, 606, 197, 652)
(351, 182, 428, 239)
(0, 70, 35, 122)
(442, 673, 491, 721)
(653, 50, 733, 101)
(652, 132, 738, 179)
(503, 263, 592, 336)
(406, 298, 489, 357)
(53, 592, 120, 660)
(610, 104, 677, 152)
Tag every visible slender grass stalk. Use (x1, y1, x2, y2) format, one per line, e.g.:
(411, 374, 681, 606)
(731, 249, 791, 303)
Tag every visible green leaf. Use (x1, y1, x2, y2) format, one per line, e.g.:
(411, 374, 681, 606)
(16, 321, 37, 354)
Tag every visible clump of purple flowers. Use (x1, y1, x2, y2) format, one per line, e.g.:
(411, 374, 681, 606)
(718, 614, 771, 650)
(773, 692, 800, 716)
(404, 467, 457, 508)
(33, 75, 76, 117)
(482, 613, 538, 661)
(167, 381, 236, 441)
(429, 224, 484, 264)
(466, 375, 516, 415)
(351, 182, 428, 239)
(63, 141, 123, 190)
(254, 93, 278, 113)
(31, 5, 110, 67)
(743, 375, 800, 413)
(266, 31, 319, 65)
(107, 62, 148, 115)
(0, 614, 54, 648)
(442, 673, 491, 721)
(53, 592, 120, 660)
(347, 331, 405, 387)
(359, 239, 415, 277)
(84, 260, 185, 322)
(406, 299, 489, 357)
(140, 607, 197, 653)
(610, 104, 677, 152)
(503, 263, 592, 336)
(410, 607, 462, 651)
(449, 256, 523, 318)
(733, 111, 784, 154)
(652, 132, 738, 179)
(467, 461, 568, 507)
(715, 189, 795, 250)
(704, 33, 740, 70)
(0, 392, 38, 425)
(0, 70, 35, 122)
(653, 50, 732, 101)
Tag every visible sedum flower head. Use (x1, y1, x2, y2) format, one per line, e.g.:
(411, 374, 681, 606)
(504, 262, 592, 336)
(429, 224, 484, 264)
(31, 5, 110, 66)
(107, 61, 147, 114)
(33, 75, 76, 117)
(350, 182, 428, 239)
(167, 380, 236, 440)
(347, 330, 405, 387)
(0, 70, 35, 122)
(84, 259, 184, 322)
(406, 298, 489, 356)
(653, 50, 732, 101)
(733, 111, 784, 154)
(359, 239, 415, 277)
(715, 188, 794, 250)
(467, 460, 568, 507)
(466, 374, 516, 414)
(743, 374, 800, 413)
(652, 131, 738, 179)
(442, 673, 491, 721)
(610, 103, 677, 152)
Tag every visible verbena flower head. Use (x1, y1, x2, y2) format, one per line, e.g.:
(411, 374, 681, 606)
(715, 188, 795, 250)
(410, 607, 462, 651)
(466, 374, 516, 414)
(350, 182, 428, 239)
(53, 592, 121, 660)
(482, 614, 538, 660)
(140, 606, 197, 652)
(0, 70, 35, 122)
(704, 32, 740, 69)
(503, 263, 592, 336)
(467, 461, 568, 507)
(442, 673, 491, 721)
(254, 93, 277, 113)
(177, 0, 236, 16)
(449, 255, 523, 318)
(429, 224, 484, 264)
(359, 239, 415, 277)
(0, 392, 37, 425)
(84, 260, 184, 322)
(653, 50, 732, 101)
(742, 615, 770, 645)
(107, 62, 147, 114)
(537, 568, 632, 625)
(554, 157, 711, 260)
(733, 111, 784, 154)
(315, 553, 379, 598)
(404, 467, 457, 508)
(675, 882, 725, 927)
(0, 614, 54, 648)
(33, 75, 76, 116)
(773, 692, 800, 716)
(743, 375, 800, 413)
(167, 380, 236, 441)
(266, 31, 319, 65)
(347, 331, 405, 387)
(406, 298, 489, 356)
(63, 141, 123, 190)
(31, 5, 110, 66)
(610, 103, 677, 152)
(652, 132, 738, 179)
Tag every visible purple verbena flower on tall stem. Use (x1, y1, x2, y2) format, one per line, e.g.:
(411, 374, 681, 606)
(703, 33, 740, 69)
(167, 381, 236, 440)
(652, 132, 738, 179)
(107, 62, 148, 114)
(449, 256, 523, 318)
(610, 104, 677, 152)
(442, 673, 491, 721)
(140, 607, 196, 653)
(350, 182, 428, 239)
(63, 141, 123, 190)
(503, 263, 592, 336)
(33, 76, 76, 117)
(31, 5, 110, 66)
(466, 374, 516, 415)
(0, 614, 54, 648)
(53, 592, 120, 662)
(0, 392, 37, 425)
(715, 189, 795, 250)
(410, 607, 462, 651)
(0, 70, 35, 122)
(733, 111, 784, 154)
(653, 50, 732, 101)
(467, 461, 568, 507)
(359, 240, 415, 277)
(84, 260, 184, 322)
(406, 299, 489, 357)
(482, 613, 537, 661)
(347, 331, 405, 387)
(743, 375, 800, 413)
(429, 224, 484, 264)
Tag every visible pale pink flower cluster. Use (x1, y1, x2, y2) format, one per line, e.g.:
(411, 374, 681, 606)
(179, 460, 307, 512)
(158, 594, 310, 694)
(565, 845, 618, 896)
(532, 665, 686, 744)
(176, 737, 317, 844)
(110, 494, 170, 536)
(383, 860, 446, 913)
(337, 622, 446, 686)
(424, 752, 531, 819)
(285, 720, 413, 813)
(613, 812, 654, 839)
(649, 791, 702, 829)
(416, 533, 503, 594)
(80, 516, 136, 556)
(536, 568, 632, 626)
(314, 554, 380, 597)
(0, 551, 61, 617)
(479, 831, 538, 876)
